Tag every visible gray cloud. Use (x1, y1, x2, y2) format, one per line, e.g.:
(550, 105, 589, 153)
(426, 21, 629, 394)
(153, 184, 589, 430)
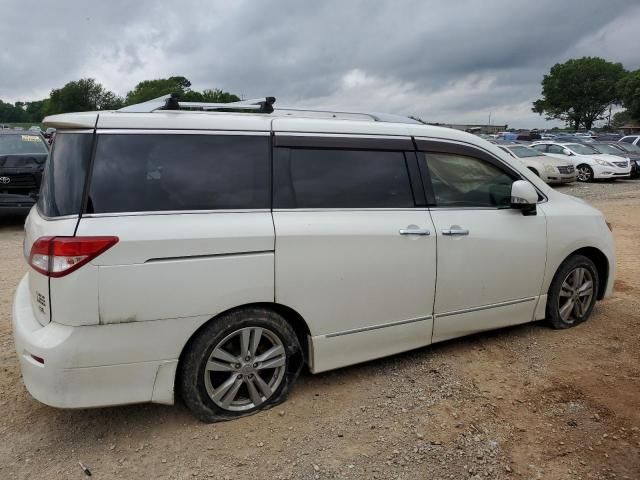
(1, 0, 639, 127)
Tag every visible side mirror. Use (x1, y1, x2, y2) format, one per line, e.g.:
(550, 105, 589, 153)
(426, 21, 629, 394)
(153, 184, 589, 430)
(562, 149, 573, 156)
(511, 180, 538, 216)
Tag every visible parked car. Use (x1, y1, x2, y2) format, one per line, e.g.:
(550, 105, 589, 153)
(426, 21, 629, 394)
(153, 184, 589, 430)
(497, 144, 576, 184)
(13, 95, 615, 422)
(0, 131, 49, 215)
(594, 133, 622, 142)
(613, 141, 640, 176)
(530, 141, 631, 182)
(591, 142, 640, 178)
(619, 135, 640, 146)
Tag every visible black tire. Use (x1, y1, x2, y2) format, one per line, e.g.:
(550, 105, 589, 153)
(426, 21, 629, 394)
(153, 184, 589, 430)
(179, 308, 303, 423)
(546, 255, 599, 329)
(576, 164, 594, 182)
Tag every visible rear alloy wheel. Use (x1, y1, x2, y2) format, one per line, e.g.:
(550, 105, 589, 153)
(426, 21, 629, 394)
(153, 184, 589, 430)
(546, 255, 599, 329)
(576, 164, 594, 182)
(179, 308, 302, 422)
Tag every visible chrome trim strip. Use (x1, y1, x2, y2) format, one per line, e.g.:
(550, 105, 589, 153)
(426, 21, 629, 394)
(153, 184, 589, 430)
(145, 250, 273, 263)
(435, 297, 537, 319)
(95, 129, 269, 135)
(273, 207, 429, 212)
(325, 315, 433, 338)
(81, 209, 271, 218)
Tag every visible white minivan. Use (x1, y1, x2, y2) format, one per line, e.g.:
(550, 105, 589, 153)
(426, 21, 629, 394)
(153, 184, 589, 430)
(13, 96, 615, 422)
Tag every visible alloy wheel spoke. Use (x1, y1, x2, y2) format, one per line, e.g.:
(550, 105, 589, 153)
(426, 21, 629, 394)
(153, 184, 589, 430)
(255, 345, 285, 363)
(211, 374, 239, 402)
(211, 347, 239, 364)
(250, 328, 263, 357)
(240, 329, 251, 358)
(577, 280, 593, 296)
(575, 268, 584, 287)
(573, 299, 584, 318)
(206, 360, 236, 372)
(559, 298, 574, 321)
(220, 378, 244, 408)
(560, 284, 573, 297)
(246, 377, 264, 406)
(253, 372, 273, 398)
(258, 355, 286, 370)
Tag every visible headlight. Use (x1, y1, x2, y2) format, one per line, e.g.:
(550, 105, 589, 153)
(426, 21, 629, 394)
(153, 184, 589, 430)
(595, 159, 614, 167)
(544, 164, 556, 173)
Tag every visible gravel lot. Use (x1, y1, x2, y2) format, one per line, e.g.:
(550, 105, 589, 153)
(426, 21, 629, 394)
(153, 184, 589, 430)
(0, 180, 639, 480)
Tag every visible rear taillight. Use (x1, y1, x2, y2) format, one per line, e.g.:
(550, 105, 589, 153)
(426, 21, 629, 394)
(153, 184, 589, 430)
(29, 236, 119, 277)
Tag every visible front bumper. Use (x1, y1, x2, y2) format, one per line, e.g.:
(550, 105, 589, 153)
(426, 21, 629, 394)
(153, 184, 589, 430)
(0, 193, 35, 214)
(592, 164, 631, 179)
(12, 275, 178, 408)
(544, 173, 576, 184)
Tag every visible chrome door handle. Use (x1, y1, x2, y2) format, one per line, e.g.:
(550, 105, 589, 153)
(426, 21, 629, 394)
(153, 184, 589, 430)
(399, 228, 430, 236)
(442, 227, 469, 236)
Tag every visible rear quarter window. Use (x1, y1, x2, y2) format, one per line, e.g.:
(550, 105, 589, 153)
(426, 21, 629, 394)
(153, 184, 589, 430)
(38, 133, 92, 217)
(87, 134, 270, 213)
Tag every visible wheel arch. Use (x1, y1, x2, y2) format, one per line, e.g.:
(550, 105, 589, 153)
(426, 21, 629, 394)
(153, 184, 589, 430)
(562, 247, 609, 299)
(177, 302, 312, 380)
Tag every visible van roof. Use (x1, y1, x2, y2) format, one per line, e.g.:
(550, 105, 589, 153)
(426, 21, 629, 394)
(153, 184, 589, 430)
(41, 94, 483, 148)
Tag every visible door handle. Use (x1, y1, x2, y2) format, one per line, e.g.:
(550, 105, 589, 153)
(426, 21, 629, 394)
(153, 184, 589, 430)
(442, 227, 469, 236)
(399, 228, 431, 236)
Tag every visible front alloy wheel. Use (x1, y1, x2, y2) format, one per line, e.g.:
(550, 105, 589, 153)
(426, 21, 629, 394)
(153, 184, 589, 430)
(576, 165, 593, 182)
(546, 255, 599, 329)
(557, 267, 594, 325)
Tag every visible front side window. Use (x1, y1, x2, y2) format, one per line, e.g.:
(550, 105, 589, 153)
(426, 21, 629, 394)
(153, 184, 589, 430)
(547, 144, 567, 154)
(273, 148, 415, 209)
(424, 153, 514, 208)
(507, 146, 541, 158)
(531, 144, 548, 153)
(87, 134, 270, 213)
(568, 143, 598, 155)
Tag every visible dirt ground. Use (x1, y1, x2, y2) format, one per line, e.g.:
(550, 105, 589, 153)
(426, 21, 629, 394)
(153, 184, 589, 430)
(0, 181, 638, 480)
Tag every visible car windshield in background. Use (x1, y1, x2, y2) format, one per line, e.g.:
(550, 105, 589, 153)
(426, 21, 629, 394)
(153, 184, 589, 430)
(617, 142, 640, 153)
(593, 144, 624, 155)
(506, 146, 541, 158)
(0, 134, 48, 155)
(568, 143, 598, 155)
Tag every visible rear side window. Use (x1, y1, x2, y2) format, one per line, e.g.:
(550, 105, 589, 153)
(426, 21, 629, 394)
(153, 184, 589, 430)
(274, 148, 415, 208)
(424, 153, 514, 208)
(38, 133, 92, 217)
(87, 134, 270, 213)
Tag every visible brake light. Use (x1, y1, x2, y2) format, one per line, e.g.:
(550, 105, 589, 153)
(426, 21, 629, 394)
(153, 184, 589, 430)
(29, 236, 119, 277)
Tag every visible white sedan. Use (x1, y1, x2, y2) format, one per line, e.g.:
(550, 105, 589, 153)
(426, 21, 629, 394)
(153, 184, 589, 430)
(530, 142, 631, 182)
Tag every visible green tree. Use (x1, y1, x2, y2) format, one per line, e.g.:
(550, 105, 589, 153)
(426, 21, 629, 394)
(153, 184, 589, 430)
(46, 78, 124, 115)
(532, 57, 626, 130)
(611, 110, 632, 128)
(125, 76, 192, 104)
(618, 70, 640, 122)
(182, 88, 240, 103)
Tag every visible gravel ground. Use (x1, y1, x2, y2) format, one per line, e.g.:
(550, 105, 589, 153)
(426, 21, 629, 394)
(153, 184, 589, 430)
(0, 180, 639, 480)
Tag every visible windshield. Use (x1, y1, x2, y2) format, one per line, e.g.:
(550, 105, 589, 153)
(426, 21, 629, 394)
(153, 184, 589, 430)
(507, 145, 541, 158)
(0, 134, 48, 155)
(593, 144, 624, 156)
(567, 143, 598, 155)
(617, 142, 640, 153)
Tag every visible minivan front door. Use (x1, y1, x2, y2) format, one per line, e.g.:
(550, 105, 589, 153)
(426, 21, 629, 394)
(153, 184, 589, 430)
(417, 147, 547, 343)
(271, 136, 437, 373)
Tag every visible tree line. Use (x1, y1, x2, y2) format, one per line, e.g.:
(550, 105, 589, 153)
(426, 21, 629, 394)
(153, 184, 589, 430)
(0, 76, 240, 123)
(533, 57, 640, 130)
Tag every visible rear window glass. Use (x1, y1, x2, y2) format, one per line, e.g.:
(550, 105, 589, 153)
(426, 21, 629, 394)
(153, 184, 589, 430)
(38, 133, 92, 217)
(0, 134, 48, 154)
(274, 148, 414, 208)
(87, 134, 270, 213)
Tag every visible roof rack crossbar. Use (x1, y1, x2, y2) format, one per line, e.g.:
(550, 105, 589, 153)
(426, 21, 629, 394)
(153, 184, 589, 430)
(117, 94, 275, 114)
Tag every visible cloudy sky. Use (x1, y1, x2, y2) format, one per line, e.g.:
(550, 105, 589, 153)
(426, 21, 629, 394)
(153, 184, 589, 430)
(2, 0, 639, 128)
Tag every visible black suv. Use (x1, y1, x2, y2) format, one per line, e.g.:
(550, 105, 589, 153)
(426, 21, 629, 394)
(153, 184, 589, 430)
(0, 131, 49, 214)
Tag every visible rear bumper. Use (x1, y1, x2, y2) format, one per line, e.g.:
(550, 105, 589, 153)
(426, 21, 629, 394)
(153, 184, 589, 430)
(12, 275, 179, 408)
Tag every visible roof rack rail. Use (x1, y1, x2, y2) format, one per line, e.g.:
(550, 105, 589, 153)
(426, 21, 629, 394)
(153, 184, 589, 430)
(118, 94, 276, 114)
